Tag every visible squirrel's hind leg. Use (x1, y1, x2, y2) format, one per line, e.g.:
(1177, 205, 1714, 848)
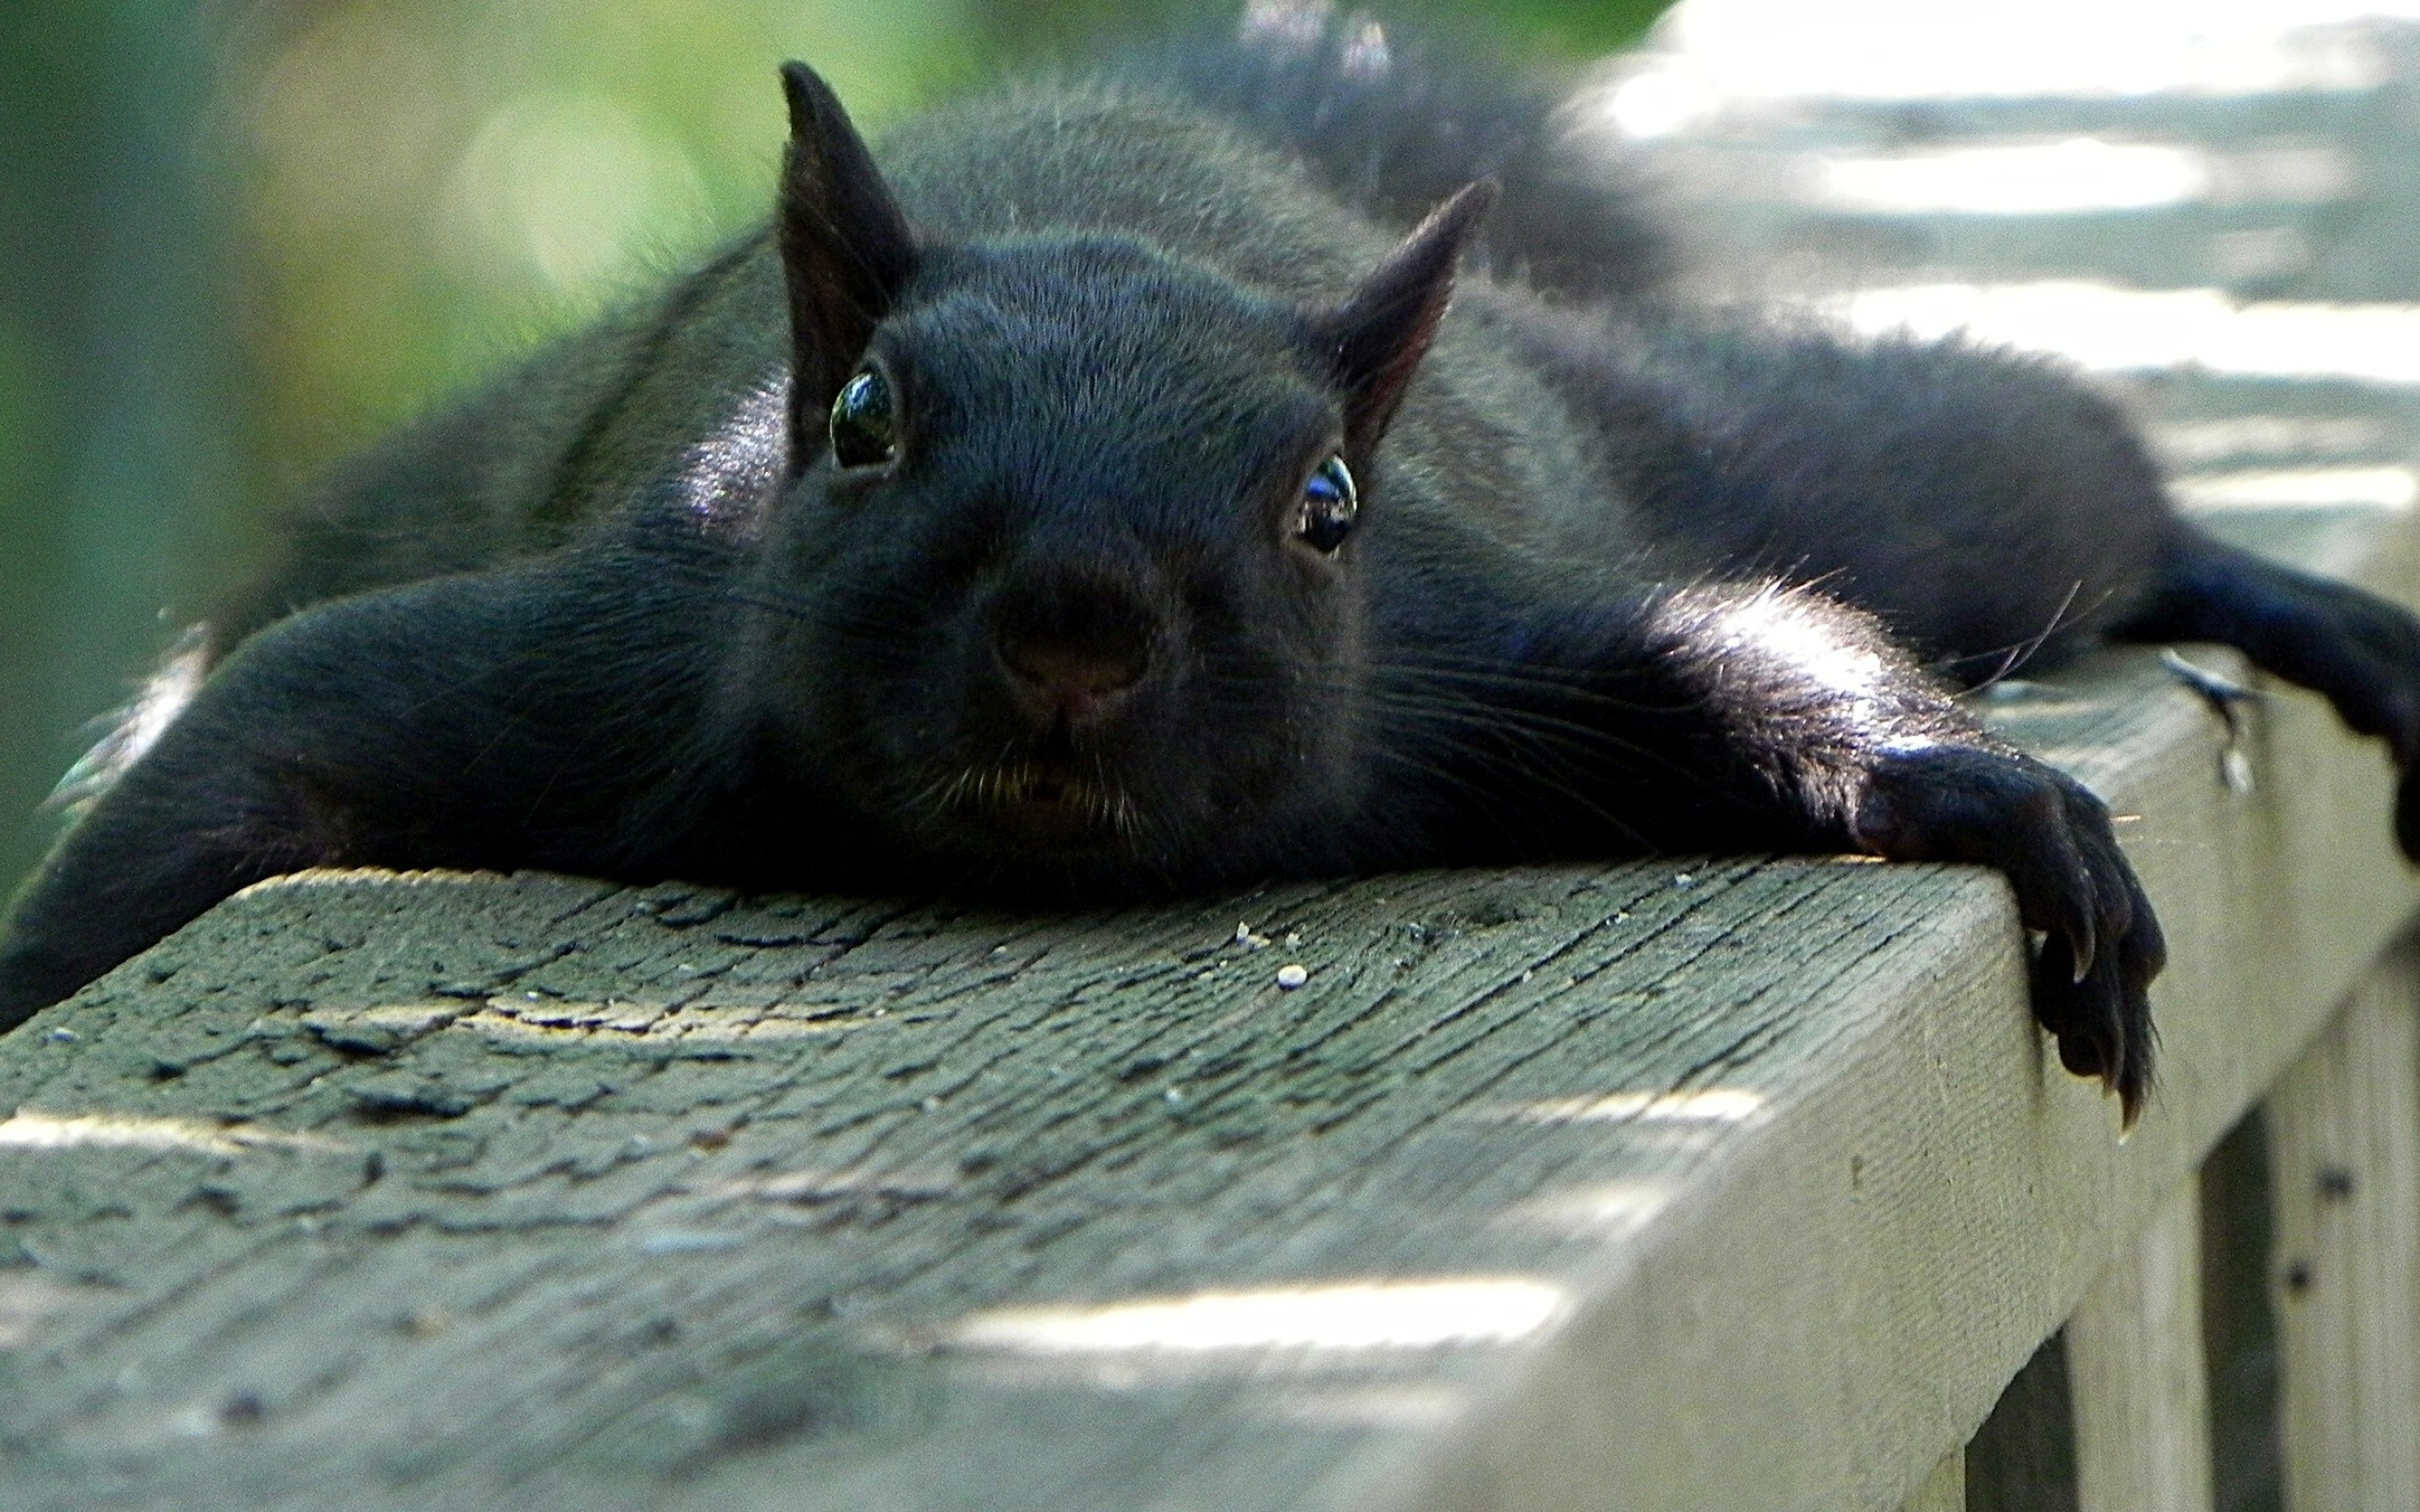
(2112, 523, 2420, 857)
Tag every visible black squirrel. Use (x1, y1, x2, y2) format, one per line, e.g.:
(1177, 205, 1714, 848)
(9, 15, 2420, 1126)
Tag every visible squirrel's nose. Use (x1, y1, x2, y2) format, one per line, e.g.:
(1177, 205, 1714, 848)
(994, 633, 1149, 728)
(986, 556, 1162, 730)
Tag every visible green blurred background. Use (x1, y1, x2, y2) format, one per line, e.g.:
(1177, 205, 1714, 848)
(0, 0, 1670, 900)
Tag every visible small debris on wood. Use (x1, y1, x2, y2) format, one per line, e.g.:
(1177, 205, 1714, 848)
(1275, 964, 1309, 989)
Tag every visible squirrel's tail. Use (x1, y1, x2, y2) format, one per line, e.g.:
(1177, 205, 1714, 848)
(1113, 2, 1668, 301)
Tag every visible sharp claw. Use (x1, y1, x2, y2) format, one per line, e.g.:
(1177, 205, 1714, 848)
(1875, 747, 2162, 1122)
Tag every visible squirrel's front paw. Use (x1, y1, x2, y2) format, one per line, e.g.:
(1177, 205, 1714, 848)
(1851, 746, 2166, 1124)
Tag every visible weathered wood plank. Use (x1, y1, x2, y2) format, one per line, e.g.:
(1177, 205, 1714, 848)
(0, 860, 2034, 1512)
(2067, 1180, 2214, 1512)
(2266, 936, 2420, 1512)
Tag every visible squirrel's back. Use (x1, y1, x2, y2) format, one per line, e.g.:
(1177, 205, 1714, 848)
(1114, 4, 1667, 299)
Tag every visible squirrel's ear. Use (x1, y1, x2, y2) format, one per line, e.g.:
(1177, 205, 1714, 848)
(777, 60, 917, 456)
(1322, 180, 1497, 457)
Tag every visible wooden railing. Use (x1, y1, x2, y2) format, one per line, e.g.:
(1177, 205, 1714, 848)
(7, 6, 2420, 1509)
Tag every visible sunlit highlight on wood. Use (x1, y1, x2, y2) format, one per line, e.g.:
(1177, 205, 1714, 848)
(944, 1279, 1568, 1356)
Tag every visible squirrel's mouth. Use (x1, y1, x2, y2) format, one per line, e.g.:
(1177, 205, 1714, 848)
(927, 758, 1136, 853)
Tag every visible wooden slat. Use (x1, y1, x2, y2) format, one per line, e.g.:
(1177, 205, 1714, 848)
(2067, 1180, 2215, 1512)
(2198, 1109, 2289, 1512)
(2265, 936, 2420, 1511)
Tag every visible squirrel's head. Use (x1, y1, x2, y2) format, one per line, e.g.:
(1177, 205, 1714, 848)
(745, 62, 1493, 886)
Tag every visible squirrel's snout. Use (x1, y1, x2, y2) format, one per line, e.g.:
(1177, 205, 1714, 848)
(986, 571, 1161, 731)
(994, 634, 1150, 727)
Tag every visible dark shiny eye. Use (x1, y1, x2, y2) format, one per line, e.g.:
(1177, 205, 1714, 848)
(829, 366, 898, 469)
(1293, 453, 1357, 553)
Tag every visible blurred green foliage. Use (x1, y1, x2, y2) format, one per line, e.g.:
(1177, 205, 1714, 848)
(0, 0, 1670, 900)
(2, 0, 250, 900)
(227, 0, 982, 490)
(982, 0, 1668, 61)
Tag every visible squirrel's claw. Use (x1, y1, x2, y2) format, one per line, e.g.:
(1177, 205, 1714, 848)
(1855, 746, 2164, 1125)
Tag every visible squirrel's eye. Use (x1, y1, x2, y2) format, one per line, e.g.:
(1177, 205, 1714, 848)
(829, 367, 898, 469)
(1293, 453, 1357, 554)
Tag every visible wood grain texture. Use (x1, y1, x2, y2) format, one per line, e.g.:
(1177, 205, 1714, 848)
(0, 858, 2023, 1512)
(2266, 937, 2420, 1512)
(2068, 1180, 2215, 1512)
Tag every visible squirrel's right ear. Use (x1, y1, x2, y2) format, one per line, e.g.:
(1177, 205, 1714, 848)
(1321, 180, 1498, 463)
(777, 61, 918, 459)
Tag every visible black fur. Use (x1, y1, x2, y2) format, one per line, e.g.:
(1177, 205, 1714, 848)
(1111, 2, 1671, 301)
(10, 31, 2420, 1125)
(777, 60, 920, 449)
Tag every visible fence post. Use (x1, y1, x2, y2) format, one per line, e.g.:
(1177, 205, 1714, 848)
(2265, 936, 2420, 1510)
(2066, 1178, 2215, 1512)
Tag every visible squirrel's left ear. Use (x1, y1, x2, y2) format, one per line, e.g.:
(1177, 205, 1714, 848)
(1321, 180, 1498, 460)
(777, 61, 918, 459)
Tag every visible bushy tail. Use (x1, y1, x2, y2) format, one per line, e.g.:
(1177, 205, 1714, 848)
(1110, 1, 1668, 301)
